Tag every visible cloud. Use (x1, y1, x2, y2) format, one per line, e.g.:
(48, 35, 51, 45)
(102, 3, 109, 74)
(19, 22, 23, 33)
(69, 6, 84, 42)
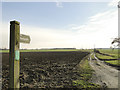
(1, 22, 78, 49)
(68, 5, 117, 48)
(108, 0, 118, 7)
(1, 22, 10, 49)
(1, 6, 118, 49)
(56, 1, 63, 8)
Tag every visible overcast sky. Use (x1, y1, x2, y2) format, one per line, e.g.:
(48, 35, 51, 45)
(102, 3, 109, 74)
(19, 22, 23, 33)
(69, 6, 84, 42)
(1, 0, 118, 49)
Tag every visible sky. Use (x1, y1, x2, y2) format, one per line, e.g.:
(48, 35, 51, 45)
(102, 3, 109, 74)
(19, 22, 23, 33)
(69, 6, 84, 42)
(1, 0, 118, 49)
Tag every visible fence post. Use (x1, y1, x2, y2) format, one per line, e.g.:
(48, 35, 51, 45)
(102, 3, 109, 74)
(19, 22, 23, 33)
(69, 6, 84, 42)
(9, 21, 20, 89)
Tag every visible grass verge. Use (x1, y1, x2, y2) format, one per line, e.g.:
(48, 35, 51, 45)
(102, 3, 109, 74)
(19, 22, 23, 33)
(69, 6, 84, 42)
(72, 55, 100, 89)
(105, 60, 120, 66)
(0, 50, 9, 53)
(0, 49, 94, 53)
(98, 49, 118, 59)
(95, 53, 117, 59)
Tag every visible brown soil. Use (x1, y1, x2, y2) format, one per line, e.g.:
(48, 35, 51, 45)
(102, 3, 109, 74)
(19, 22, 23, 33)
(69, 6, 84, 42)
(2, 51, 89, 89)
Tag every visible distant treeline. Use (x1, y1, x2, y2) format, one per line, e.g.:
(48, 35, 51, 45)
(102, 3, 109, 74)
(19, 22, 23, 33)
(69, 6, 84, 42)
(0, 49, 8, 50)
(1, 48, 119, 50)
(96, 48, 120, 49)
(20, 48, 76, 50)
(0, 48, 77, 50)
(48, 48, 76, 50)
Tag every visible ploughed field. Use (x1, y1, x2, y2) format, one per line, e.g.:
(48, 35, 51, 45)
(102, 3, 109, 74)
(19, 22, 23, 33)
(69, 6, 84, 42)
(2, 51, 89, 88)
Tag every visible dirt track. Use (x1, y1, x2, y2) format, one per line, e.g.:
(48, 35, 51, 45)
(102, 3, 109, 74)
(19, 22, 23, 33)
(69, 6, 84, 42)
(89, 53, 119, 88)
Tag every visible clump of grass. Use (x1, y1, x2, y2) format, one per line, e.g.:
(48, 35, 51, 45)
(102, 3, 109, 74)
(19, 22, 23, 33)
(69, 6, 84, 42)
(73, 80, 99, 88)
(73, 56, 100, 89)
(91, 54, 95, 60)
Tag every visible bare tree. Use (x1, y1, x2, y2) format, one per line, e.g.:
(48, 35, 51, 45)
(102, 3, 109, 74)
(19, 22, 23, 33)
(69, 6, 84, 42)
(111, 37, 120, 48)
(111, 38, 120, 46)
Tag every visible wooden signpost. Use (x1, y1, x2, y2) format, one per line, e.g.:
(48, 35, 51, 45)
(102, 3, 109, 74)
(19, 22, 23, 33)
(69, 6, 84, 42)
(20, 34, 30, 44)
(9, 20, 30, 89)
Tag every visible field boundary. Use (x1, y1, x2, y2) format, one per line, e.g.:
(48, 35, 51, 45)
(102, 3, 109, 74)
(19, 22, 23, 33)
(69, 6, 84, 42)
(0, 49, 82, 53)
(104, 61, 120, 70)
(95, 53, 118, 61)
(95, 57, 118, 61)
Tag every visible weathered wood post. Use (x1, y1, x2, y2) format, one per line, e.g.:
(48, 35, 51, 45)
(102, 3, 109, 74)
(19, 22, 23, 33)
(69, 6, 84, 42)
(9, 21, 20, 89)
(9, 20, 30, 89)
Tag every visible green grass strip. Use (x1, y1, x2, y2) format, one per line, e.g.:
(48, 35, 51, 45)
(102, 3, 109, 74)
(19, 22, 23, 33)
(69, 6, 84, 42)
(0, 49, 94, 53)
(0, 49, 81, 53)
(105, 60, 120, 66)
(96, 53, 117, 59)
(0, 50, 9, 53)
(98, 49, 118, 58)
(73, 56, 100, 88)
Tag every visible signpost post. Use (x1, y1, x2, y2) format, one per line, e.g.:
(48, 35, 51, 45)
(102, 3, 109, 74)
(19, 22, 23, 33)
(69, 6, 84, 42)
(9, 20, 30, 89)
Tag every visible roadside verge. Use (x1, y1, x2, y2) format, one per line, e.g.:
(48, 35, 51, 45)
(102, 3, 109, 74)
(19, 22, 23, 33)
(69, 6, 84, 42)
(72, 54, 100, 89)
